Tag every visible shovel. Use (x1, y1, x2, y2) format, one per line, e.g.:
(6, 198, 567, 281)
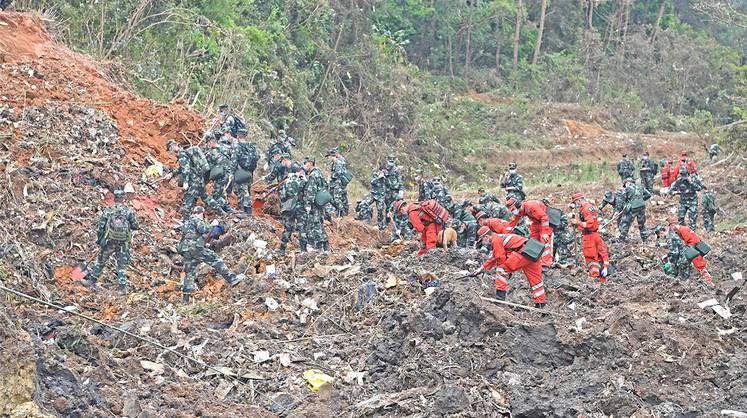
(70, 248, 100, 281)
(252, 179, 286, 209)
(725, 274, 746, 305)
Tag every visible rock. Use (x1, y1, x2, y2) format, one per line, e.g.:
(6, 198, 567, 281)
(122, 390, 142, 418)
(435, 385, 468, 414)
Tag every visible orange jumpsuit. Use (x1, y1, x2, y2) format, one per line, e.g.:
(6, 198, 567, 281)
(661, 164, 672, 188)
(673, 225, 707, 272)
(408, 204, 443, 256)
(483, 218, 512, 234)
(482, 234, 546, 304)
(509, 200, 553, 267)
(672, 158, 698, 182)
(576, 201, 610, 282)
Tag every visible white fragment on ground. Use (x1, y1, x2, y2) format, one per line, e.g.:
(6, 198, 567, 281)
(698, 298, 719, 309)
(717, 328, 737, 336)
(265, 297, 279, 311)
(575, 317, 587, 332)
(253, 350, 271, 363)
(732, 272, 743, 282)
(302, 298, 319, 311)
(140, 360, 164, 376)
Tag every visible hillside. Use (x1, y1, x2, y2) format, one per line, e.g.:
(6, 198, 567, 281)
(1, 8, 747, 418)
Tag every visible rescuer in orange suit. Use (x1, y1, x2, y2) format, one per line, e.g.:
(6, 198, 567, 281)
(473, 227, 546, 308)
(667, 217, 714, 286)
(408, 200, 448, 256)
(477, 214, 513, 234)
(672, 150, 698, 181)
(570, 193, 610, 282)
(506, 198, 553, 268)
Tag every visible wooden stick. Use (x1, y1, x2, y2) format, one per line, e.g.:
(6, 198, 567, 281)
(480, 296, 566, 317)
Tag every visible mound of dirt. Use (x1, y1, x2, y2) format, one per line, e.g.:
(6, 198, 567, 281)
(0, 12, 205, 164)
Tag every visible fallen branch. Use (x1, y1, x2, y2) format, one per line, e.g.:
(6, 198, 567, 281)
(353, 386, 438, 411)
(480, 296, 567, 317)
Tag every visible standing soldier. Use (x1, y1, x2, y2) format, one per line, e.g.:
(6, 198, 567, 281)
(472, 229, 546, 308)
(542, 198, 574, 267)
(478, 188, 500, 205)
(666, 217, 714, 285)
(616, 154, 635, 185)
(638, 152, 658, 193)
(617, 177, 652, 242)
(598, 189, 625, 230)
(475, 201, 510, 221)
(415, 169, 434, 202)
(278, 163, 308, 254)
(669, 165, 702, 229)
(708, 143, 723, 161)
(218, 104, 246, 138)
(430, 177, 450, 206)
(384, 160, 403, 222)
(166, 139, 221, 222)
(390, 199, 413, 241)
(701, 187, 717, 232)
(204, 135, 234, 213)
(82, 190, 139, 294)
(501, 162, 526, 204)
(370, 167, 388, 230)
(570, 193, 610, 282)
(302, 156, 330, 251)
(178, 206, 244, 304)
(233, 128, 259, 217)
(265, 131, 293, 173)
(326, 147, 351, 217)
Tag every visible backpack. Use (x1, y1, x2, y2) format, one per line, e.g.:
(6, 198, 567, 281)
(237, 142, 259, 171)
(187, 146, 210, 176)
(230, 114, 246, 136)
(419, 199, 450, 225)
(105, 208, 130, 242)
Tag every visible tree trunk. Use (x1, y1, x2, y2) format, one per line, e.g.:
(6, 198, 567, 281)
(622, 0, 630, 49)
(494, 16, 502, 75)
(465, 1, 473, 74)
(531, 0, 548, 65)
(448, 32, 455, 78)
(588, 0, 594, 30)
(512, 0, 523, 73)
(650, 0, 667, 43)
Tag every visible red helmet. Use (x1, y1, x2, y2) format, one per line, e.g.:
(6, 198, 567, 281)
(477, 226, 491, 240)
(681, 150, 688, 156)
(394, 200, 407, 214)
(666, 216, 678, 225)
(475, 211, 487, 220)
(571, 192, 584, 202)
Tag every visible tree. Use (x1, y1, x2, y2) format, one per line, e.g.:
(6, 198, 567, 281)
(512, 0, 523, 73)
(531, 0, 548, 65)
(650, 0, 667, 43)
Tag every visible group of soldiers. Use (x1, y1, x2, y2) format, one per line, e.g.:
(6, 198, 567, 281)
(82, 105, 352, 303)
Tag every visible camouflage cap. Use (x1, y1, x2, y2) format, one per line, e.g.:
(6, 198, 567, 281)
(291, 162, 304, 172)
(219, 104, 228, 109)
(193, 205, 205, 214)
(113, 190, 125, 200)
(325, 147, 338, 157)
(478, 187, 486, 193)
(281, 153, 292, 160)
(508, 162, 517, 169)
(237, 128, 248, 137)
(166, 139, 178, 149)
(462, 199, 472, 207)
(303, 156, 316, 164)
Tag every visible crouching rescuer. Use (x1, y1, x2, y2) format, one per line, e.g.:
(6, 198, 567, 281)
(473, 227, 547, 308)
(408, 199, 449, 256)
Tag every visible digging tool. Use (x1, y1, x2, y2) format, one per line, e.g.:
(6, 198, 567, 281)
(725, 278, 747, 305)
(252, 178, 287, 209)
(480, 296, 566, 317)
(70, 248, 100, 281)
(599, 210, 623, 233)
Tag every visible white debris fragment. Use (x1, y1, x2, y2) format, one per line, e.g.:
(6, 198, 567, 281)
(278, 353, 292, 367)
(575, 317, 587, 332)
(567, 302, 577, 311)
(253, 351, 271, 363)
(302, 298, 319, 311)
(712, 305, 732, 320)
(698, 298, 719, 309)
(266, 264, 277, 277)
(717, 328, 737, 336)
(732, 272, 743, 282)
(265, 297, 279, 311)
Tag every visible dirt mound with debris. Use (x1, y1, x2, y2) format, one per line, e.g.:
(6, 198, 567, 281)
(0, 12, 205, 163)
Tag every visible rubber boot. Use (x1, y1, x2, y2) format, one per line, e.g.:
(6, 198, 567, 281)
(81, 277, 98, 289)
(118, 282, 128, 295)
(701, 269, 714, 287)
(181, 292, 191, 305)
(534, 302, 545, 309)
(495, 290, 507, 301)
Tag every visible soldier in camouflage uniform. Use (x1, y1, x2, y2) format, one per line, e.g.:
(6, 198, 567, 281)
(541, 198, 573, 266)
(326, 147, 350, 217)
(278, 164, 308, 254)
(390, 199, 413, 241)
(82, 190, 139, 294)
(475, 201, 510, 221)
(655, 225, 691, 280)
(355, 194, 374, 223)
(218, 104, 246, 138)
(265, 131, 293, 173)
(370, 167, 388, 230)
(638, 151, 658, 193)
(415, 169, 434, 202)
(669, 165, 702, 229)
(384, 160, 403, 222)
(708, 143, 722, 161)
(166, 139, 222, 223)
(178, 206, 244, 304)
(264, 153, 292, 184)
(452, 200, 478, 247)
(204, 135, 234, 213)
(598, 189, 625, 230)
(478, 188, 500, 205)
(701, 187, 717, 232)
(617, 177, 652, 242)
(302, 156, 330, 251)
(233, 128, 260, 216)
(501, 162, 525, 204)
(616, 154, 635, 185)
(430, 177, 450, 206)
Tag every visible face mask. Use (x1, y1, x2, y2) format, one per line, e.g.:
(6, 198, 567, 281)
(509, 169, 517, 175)
(643, 156, 648, 160)
(220, 110, 226, 117)
(575, 203, 581, 209)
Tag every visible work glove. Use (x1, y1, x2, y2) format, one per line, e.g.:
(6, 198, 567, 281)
(263, 162, 269, 172)
(305, 206, 312, 214)
(472, 266, 485, 277)
(164, 172, 173, 180)
(601, 267, 608, 277)
(182, 182, 189, 190)
(541, 233, 550, 242)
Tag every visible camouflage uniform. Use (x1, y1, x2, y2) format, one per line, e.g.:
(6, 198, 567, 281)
(416, 172, 434, 202)
(617, 180, 652, 241)
(355, 194, 374, 222)
(89, 199, 139, 286)
(174, 146, 220, 222)
(265, 137, 292, 172)
(476, 201, 510, 221)
(234, 138, 259, 214)
(390, 200, 413, 241)
(205, 141, 234, 210)
(478, 192, 500, 205)
(638, 156, 658, 193)
(178, 214, 235, 295)
(708, 143, 722, 161)
(328, 154, 350, 216)
(279, 171, 308, 251)
(552, 210, 574, 265)
(501, 170, 525, 204)
(302, 165, 330, 249)
(430, 180, 450, 206)
(665, 230, 691, 279)
(616, 156, 635, 184)
(599, 189, 625, 229)
(701, 190, 717, 232)
(451, 204, 478, 247)
(219, 111, 245, 138)
(370, 170, 388, 229)
(670, 170, 702, 229)
(384, 163, 403, 221)
(265, 157, 292, 184)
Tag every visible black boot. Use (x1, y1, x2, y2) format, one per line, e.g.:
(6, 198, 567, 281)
(226, 274, 245, 286)
(534, 302, 545, 309)
(495, 290, 507, 301)
(118, 282, 128, 295)
(181, 292, 191, 305)
(322, 241, 329, 251)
